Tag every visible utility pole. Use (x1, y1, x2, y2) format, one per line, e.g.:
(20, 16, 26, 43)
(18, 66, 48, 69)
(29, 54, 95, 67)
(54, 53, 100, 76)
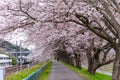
(9, 51, 10, 67)
(16, 41, 19, 72)
(20, 40, 22, 71)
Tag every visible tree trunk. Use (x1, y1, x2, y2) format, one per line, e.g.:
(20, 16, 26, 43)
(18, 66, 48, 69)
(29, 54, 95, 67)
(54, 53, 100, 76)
(67, 54, 72, 65)
(74, 53, 82, 69)
(78, 54, 82, 69)
(112, 48, 120, 80)
(86, 48, 101, 75)
(70, 57, 74, 66)
(76, 58, 81, 69)
(87, 59, 97, 75)
(86, 49, 96, 75)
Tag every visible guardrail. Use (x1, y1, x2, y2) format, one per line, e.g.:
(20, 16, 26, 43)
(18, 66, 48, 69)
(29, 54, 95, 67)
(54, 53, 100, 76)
(23, 63, 48, 80)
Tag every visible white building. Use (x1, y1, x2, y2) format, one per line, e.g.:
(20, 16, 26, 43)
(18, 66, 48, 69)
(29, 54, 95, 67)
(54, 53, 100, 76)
(0, 54, 12, 67)
(17, 56, 28, 64)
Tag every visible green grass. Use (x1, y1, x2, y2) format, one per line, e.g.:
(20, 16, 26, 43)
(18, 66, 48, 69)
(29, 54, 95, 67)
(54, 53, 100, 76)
(63, 62, 112, 80)
(6, 61, 49, 80)
(39, 61, 52, 80)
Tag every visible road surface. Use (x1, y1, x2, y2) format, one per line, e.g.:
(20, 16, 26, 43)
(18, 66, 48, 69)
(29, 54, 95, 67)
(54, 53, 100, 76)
(49, 60, 83, 80)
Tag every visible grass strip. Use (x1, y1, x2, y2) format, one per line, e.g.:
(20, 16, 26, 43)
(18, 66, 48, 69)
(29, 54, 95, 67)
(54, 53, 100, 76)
(6, 61, 48, 80)
(39, 61, 52, 80)
(63, 62, 112, 80)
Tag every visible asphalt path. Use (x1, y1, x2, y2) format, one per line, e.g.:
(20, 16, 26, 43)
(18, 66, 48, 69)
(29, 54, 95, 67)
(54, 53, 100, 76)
(49, 60, 83, 80)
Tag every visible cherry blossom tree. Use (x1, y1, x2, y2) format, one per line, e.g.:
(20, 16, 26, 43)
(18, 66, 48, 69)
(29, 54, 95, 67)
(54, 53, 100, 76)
(0, 0, 118, 79)
(72, 1, 120, 79)
(42, 0, 119, 79)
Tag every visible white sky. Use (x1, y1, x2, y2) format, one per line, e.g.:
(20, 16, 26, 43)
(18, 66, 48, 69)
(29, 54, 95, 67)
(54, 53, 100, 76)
(0, 0, 36, 50)
(0, 30, 35, 50)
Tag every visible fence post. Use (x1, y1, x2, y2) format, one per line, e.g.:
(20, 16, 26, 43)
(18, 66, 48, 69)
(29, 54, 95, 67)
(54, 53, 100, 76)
(0, 67, 5, 80)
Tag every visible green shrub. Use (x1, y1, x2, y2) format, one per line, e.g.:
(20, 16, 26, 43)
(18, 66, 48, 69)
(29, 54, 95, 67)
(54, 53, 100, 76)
(11, 56, 17, 65)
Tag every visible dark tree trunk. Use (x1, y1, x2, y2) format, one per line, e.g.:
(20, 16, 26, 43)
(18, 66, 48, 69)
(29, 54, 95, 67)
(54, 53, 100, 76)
(67, 54, 71, 64)
(86, 46, 114, 75)
(74, 53, 82, 69)
(86, 48, 96, 75)
(86, 48, 101, 75)
(87, 58, 100, 75)
(87, 59, 97, 75)
(78, 54, 82, 69)
(69, 56, 75, 66)
(112, 48, 120, 80)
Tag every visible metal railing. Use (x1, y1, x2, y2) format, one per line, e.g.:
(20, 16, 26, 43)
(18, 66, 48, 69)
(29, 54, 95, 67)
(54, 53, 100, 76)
(23, 63, 48, 80)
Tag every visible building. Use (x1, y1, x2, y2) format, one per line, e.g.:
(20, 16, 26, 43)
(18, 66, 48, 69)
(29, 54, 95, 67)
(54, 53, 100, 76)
(10, 51, 31, 58)
(17, 56, 29, 64)
(10, 50, 31, 64)
(0, 54, 12, 67)
(0, 39, 31, 64)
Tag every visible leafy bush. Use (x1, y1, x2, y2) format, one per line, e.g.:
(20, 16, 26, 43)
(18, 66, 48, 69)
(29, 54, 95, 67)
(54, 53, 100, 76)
(11, 56, 17, 65)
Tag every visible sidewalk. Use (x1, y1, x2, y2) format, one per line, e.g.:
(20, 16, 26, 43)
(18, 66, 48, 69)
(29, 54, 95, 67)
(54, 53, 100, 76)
(49, 60, 83, 80)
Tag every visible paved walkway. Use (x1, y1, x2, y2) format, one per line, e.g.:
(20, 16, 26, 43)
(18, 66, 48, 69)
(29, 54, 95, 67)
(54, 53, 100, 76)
(49, 60, 83, 80)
